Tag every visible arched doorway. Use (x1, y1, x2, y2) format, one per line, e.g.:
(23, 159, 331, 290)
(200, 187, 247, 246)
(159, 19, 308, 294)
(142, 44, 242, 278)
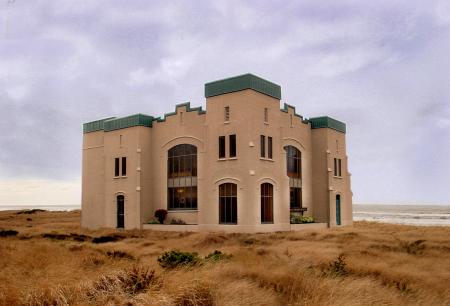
(336, 194, 341, 226)
(117, 195, 124, 228)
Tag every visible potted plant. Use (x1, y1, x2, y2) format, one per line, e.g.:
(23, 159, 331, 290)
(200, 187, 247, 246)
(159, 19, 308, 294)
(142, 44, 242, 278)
(154, 209, 168, 224)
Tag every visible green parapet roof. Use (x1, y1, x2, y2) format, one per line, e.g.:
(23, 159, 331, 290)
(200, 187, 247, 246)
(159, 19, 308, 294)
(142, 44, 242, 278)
(103, 114, 154, 132)
(309, 116, 346, 133)
(205, 73, 281, 99)
(83, 117, 116, 133)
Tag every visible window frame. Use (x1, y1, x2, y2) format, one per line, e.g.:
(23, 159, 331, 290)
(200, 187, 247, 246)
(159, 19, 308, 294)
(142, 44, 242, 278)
(229, 134, 236, 158)
(219, 183, 237, 224)
(114, 158, 120, 177)
(261, 183, 274, 223)
(268, 136, 273, 159)
(260, 135, 265, 158)
(219, 136, 226, 159)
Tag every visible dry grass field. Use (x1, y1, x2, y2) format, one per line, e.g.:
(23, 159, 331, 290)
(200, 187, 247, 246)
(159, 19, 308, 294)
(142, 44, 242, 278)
(0, 210, 449, 306)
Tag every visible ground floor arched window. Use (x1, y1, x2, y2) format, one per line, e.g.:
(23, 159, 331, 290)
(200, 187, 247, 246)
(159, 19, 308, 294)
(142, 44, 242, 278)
(219, 183, 237, 224)
(261, 183, 273, 223)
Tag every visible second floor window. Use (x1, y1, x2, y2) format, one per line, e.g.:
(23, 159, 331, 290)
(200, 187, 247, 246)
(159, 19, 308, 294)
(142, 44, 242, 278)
(114, 157, 126, 177)
(334, 158, 342, 177)
(268, 137, 273, 159)
(260, 135, 265, 157)
(115, 158, 120, 177)
(229, 134, 236, 158)
(285, 146, 301, 178)
(219, 136, 226, 158)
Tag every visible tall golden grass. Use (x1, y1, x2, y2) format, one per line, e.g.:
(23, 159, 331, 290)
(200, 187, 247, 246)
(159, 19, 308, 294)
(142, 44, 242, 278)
(0, 210, 449, 305)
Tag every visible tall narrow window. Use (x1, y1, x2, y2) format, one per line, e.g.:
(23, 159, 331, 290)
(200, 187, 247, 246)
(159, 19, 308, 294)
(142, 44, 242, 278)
(290, 187, 302, 209)
(168, 144, 197, 210)
(121, 157, 127, 176)
(229, 134, 236, 158)
(334, 158, 338, 176)
(224, 106, 230, 122)
(268, 137, 273, 159)
(290, 114, 293, 127)
(219, 136, 225, 158)
(260, 135, 265, 158)
(264, 108, 268, 122)
(219, 183, 237, 224)
(338, 159, 342, 177)
(115, 158, 120, 177)
(285, 146, 302, 211)
(261, 183, 273, 223)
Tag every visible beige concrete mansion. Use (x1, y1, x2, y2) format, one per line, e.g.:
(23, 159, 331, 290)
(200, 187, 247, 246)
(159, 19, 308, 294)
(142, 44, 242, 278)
(81, 74, 352, 232)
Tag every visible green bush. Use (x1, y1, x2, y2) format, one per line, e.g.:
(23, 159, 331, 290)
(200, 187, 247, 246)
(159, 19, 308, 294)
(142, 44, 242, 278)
(290, 214, 314, 224)
(147, 219, 159, 224)
(157, 250, 199, 269)
(204, 250, 232, 262)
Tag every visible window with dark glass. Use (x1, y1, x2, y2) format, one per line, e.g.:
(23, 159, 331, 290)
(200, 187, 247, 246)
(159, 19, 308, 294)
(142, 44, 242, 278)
(334, 158, 338, 176)
(260, 135, 265, 158)
(338, 159, 342, 177)
(219, 136, 225, 158)
(285, 146, 301, 178)
(268, 137, 273, 159)
(167, 144, 197, 210)
(334, 158, 342, 177)
(290, 187, 302, 209)
(121, 157, 127, 176)
(261, 183, 273, 223)
(229, 134, 236, 158)
(285, 146, 302, 210)
(115, 158, 120, 177)
(219, 183, 237, 224)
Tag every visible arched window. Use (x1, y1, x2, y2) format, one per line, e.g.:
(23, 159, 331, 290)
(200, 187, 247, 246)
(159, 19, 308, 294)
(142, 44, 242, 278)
(167, 144, 197, 210)
(284, 146, 302, 210)
(117, 195, 124, 228)
(219, 183, 237, 224)
(261, 183, 273, 223)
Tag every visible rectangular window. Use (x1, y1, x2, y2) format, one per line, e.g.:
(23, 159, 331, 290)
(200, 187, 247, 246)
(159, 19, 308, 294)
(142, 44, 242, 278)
(229, 134, 236, 158)
(115, 158, 120, 177)
(219, 136, 226, 158)
(121, 157, 126, 176)
(290, 187, 302, 209)
(260, 135, 265, 158)
(264, 107, 268, 122)
(268, 137, 272, 159)
(334, 158, 337, 176)
(338, 159, 342, 177)
(224, 106, 230, 122)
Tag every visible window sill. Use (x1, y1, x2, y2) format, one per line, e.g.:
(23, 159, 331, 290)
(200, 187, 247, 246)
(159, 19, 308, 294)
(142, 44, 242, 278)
(259, 157, 274, 162)
(114, 176, 127, 179)
(167, 209, 198, 212)
(261, 222, 274, 224)
(333, 176, 343, 179)
(218, 157, 237, 161)
(224, 121, 230, 124)
(219, 223, 238, 225)
(264, 122, 269, 125)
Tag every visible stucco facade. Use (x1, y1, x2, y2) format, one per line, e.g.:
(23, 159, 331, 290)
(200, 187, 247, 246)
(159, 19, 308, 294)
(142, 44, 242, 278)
(81, 74, 352, 232)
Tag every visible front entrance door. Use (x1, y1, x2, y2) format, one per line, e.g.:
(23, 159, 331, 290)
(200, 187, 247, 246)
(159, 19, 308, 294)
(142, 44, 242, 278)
(117, 195, 124, 228)
(336, 195, 341, 225)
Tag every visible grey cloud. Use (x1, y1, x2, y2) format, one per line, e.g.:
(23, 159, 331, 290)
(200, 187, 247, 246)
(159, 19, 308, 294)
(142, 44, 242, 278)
(0, 0, 449, 204)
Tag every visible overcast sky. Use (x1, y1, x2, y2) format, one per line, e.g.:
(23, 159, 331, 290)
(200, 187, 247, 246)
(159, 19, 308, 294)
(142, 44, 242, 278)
(0, 0, 449, 206)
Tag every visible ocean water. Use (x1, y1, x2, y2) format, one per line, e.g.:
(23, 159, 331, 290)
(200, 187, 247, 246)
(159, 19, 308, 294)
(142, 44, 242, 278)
(0, 204, 80, 211)
(1, 204, 449, 226)
(353, 204, 450, 226)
